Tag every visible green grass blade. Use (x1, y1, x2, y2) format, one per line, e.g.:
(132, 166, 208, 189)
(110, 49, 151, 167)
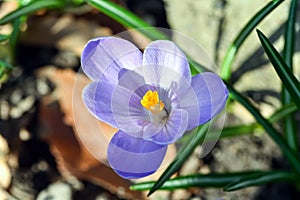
(0, 0, 64, 25)
(177, 103, 297, 142)
(0, 60, 14, 69)
(269, 103, 298, 122)
(9, 17, 22, 59)
(227, 83, 300, 175)
(147, 124, 209, 196)
(224, 171, 297, 191)
(0, 35, 10, 42)
(221, 0, 284, 80)
(257, 29, 300, 109)
(85, 0, 168, 41)
(131, 171, 294, 191)
(219, 103, 297, 138)
(0, 60, 14, 83)
(282, 0, 298, 152)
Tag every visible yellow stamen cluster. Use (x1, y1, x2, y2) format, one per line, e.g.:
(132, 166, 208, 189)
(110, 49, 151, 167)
(140, 90, 165, 113)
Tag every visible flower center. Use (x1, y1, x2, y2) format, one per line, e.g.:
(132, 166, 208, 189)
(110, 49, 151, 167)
(140, 90, 165, 114)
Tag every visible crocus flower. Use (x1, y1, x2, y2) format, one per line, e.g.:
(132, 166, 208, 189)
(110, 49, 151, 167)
(81, 37, 228, 179)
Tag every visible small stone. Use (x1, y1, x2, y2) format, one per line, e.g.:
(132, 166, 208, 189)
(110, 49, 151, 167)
(180, 153, 200, 176)
(0, 159, 11, 188)
(36, 182, 72, 200)
(171, 189, 191, 200)
(10, 106, 23, 119)
(0, 100, 10, 120)
(52, 51, 78, 68)
(199, 164, 210, 174)
(10, 89, 22, 105)
(0, 135, 11, 188)
(0, 135, 9, 154)
(95, 193, 110, 200)
(19, 128, 31, 141)
(18, 95, 35, 113)
(37, 77, 51, 96)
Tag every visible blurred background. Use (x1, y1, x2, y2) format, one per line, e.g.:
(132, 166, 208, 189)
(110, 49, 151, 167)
(0, 0, 299, 199)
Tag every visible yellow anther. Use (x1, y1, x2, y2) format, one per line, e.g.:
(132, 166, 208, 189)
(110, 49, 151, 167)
(140, 90, 165, 113)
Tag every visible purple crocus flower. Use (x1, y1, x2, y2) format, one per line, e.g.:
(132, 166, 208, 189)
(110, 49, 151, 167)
(81, 37, 228, 179)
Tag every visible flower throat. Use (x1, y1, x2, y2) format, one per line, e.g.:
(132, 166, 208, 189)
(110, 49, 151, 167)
(140, 90, 165, 114)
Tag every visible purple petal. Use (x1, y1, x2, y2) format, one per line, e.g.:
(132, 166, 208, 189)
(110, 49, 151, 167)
(81, 37, 105, 64)
(81, 37, 143, 83)
(181, 72, 228, 129)
(111, 84, 149, 135)
(118, 68, 145, 93)
(145, 109, 189, 145)
(107, 130, 167, 179)
(82, 80, 117, 127)
(143, 40, 191, 83)
(134, 64, 192, 101)
(82, 81, 149, 133)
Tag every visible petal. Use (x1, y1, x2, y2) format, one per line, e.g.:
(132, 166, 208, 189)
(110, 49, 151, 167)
(111, 84, 149, 135)
(145, 109, 189, 145)
(107, 130, 167, 179)
(82, 80, 149, 133)
(118, 68, 145, 93)
(81, 37, 104, 64)
(81, 37, 143, 83)
(134, 64, 192, 101)
(143, 40, 191, 83)
(82, 80, 117, 127)
(182, 72, 228, 129)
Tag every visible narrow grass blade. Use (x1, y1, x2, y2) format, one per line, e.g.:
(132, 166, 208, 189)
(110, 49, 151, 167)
(0, 0, 64, 25)
(218, 103, 298, 138)
(282, 0, 298, 152)
(0, 60, 14, 69)
(0, 35, 9, 42)
(131, 171, 296, 191)
(227, 83, 300, 175)
(176, 103, 297, 143)
(269, 103, 298, 122)
(221, 0, 284, 80)
(257, 30, 300, 109)
(10, 17, 22, 58)
(0, 60, 14, 82)
(147, 124, 209, 196)
(224, 171, 297, 191)
(85, 0, 168, 41)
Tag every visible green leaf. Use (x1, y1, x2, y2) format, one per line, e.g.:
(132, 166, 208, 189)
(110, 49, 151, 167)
(282, 0, 298, 152)
(224, 171, 298, 191)
(0, 60, 14, 83)
(0, 0, 64, 25)
(218, 103, 298, 139)
(0, 60, 14, 69)
(221, 0, 284, 80)
(85, 0, 168, 41)
(257, 29, 300, 109)
(10, 17, 22, 58)
(269, 103, 298, 122)
(0, 35, 10, 42)
(131, 171, 296, 191)
(227, 83, 300, 175)
(177, 103, 297, 143)
(147, 124, 209, 196)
